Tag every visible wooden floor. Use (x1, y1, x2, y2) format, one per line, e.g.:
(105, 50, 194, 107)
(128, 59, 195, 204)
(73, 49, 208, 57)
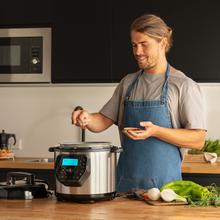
(0, 196, 220, 220)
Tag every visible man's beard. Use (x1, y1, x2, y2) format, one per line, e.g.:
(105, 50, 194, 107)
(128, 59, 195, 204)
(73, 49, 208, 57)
(136, 56, 156, 71)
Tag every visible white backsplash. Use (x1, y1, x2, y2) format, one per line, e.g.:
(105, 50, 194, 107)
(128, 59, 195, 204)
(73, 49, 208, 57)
(0, 83, 219, 157)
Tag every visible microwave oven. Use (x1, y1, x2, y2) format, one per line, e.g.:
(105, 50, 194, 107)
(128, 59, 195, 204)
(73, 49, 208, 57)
(0, 27, 51, 83)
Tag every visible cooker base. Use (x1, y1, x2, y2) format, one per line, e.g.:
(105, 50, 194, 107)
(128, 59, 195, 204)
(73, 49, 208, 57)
(56, 191, 116, 203)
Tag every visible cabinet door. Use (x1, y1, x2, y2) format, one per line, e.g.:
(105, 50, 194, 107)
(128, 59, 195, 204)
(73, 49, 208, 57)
(111, 0, 170, 82)
(52, 1, 111, 83)
(0, 0, 52, 27)
(111, 0, 220, 82)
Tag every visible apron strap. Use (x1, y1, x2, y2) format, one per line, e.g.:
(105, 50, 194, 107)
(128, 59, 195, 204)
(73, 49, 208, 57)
(160, 64, 170, 104)
(125, 70, 143, 100)
(125, 64, 170, 102)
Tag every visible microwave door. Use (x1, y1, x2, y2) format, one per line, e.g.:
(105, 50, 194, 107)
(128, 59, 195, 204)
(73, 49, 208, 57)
(0, 37, 42, 73)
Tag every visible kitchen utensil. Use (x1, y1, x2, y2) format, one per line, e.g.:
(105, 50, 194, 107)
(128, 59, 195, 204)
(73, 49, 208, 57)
(49, 142, 122, 202)
(0, 172, 50, 199)
(0, 130, 16, 149)
(73, 105, 85, 142)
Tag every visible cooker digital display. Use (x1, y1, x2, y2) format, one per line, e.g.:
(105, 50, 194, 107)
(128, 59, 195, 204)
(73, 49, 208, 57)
(62, 158, 78, 166)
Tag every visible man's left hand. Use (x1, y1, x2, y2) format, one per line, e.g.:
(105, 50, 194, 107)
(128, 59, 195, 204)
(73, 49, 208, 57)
(122, 121, 157, 140)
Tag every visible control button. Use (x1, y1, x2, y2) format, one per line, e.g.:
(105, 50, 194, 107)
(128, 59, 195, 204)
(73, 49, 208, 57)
(32, 57, 40, 65)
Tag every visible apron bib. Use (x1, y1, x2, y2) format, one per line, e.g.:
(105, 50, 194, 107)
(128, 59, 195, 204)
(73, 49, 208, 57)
(117, 64, 182, 192)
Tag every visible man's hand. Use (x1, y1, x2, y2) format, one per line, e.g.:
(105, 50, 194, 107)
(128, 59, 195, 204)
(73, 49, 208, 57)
(72, 110, 91, 129)
(123, 121, 206, 149)
(122, 121, 157, 140)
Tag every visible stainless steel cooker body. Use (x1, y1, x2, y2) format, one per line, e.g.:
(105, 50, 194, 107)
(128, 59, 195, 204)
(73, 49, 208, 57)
(49, 142, 121, 202)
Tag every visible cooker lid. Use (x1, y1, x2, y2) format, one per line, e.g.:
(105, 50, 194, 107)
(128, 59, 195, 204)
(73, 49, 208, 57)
(50, 141, 116, 152)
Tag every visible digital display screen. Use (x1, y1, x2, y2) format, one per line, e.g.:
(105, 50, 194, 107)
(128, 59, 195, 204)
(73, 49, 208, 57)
(62, 158, 79, 166)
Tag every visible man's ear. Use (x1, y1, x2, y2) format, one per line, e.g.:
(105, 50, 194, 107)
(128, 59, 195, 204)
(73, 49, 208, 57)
(160, 37, 168, 51)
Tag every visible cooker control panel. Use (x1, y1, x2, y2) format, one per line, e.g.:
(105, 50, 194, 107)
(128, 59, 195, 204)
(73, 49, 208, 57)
(55, 154, 90, 187)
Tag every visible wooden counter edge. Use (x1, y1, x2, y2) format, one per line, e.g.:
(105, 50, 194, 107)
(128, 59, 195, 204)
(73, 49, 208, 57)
(0, 157, 54, 170)
(1, 157, 220, 173)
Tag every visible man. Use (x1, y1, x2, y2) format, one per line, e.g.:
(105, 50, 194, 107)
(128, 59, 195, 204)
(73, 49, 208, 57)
(72, 14, 206, 192)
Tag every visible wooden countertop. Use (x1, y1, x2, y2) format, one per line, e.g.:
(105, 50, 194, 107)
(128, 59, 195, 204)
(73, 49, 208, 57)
(0, 196, 219, 220)
(182, 162, 220, 174)
(1, 157, 220, 174)
(0, 157, 54, 170)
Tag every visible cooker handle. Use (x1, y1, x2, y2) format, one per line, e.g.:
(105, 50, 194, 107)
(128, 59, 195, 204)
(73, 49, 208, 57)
(110, 146, 123, 153)
(48, 147, 55, 152)
(48, 146, 60, 152)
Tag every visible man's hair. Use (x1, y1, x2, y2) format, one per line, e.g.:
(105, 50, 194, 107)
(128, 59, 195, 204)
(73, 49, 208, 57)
(130, 14, 173, 53)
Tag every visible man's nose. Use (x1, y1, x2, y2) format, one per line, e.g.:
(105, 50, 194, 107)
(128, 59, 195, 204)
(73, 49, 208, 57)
(135, 45, 143, 55)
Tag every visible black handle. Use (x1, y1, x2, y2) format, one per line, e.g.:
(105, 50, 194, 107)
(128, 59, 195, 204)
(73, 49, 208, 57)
(48, 147, 55, 152)
(110, 146, 123, 153)
(7, 172, 35, 185)
(74, 106, 85, 142)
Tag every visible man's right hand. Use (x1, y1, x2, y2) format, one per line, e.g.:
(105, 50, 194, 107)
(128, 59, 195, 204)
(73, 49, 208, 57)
(72, 110, 91, 129)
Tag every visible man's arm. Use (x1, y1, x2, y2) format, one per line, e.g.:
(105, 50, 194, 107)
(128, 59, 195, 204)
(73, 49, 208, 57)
(153, 127, 206, 149)
(85, 113, 114, 132)
(123, 121, 206, 149)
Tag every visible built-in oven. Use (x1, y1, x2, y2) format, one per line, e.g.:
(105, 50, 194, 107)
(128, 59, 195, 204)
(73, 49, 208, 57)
(0, 27, 51, 83)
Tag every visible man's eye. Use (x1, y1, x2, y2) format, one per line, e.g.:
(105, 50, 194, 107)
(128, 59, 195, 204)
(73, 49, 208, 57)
(132, 44, 137, 48)
(142, 43, 149, 47)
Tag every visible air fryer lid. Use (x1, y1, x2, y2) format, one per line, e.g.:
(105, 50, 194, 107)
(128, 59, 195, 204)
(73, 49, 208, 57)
(49, 141, 121, 152)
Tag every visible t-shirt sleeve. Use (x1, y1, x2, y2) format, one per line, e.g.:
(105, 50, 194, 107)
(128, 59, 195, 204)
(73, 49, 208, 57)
(179, 79, 207, 130)
(99, 82, 124, 125)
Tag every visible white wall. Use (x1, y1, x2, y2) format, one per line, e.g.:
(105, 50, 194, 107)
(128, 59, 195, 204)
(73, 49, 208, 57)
(200, 84, 220, 139)
(0, 83, 219, 158)
(0, 84, 120, 157)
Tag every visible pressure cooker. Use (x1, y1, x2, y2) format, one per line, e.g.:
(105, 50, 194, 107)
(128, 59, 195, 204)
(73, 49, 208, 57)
(49, 142, 122, 202)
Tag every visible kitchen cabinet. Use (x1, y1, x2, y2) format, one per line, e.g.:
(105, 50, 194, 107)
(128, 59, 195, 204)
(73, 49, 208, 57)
(51, 0, 220, 83)
(111, 0, 220, 82)
(0, 0, 52, 27)
(183, 173, 220, 186)
(51, 0, 112, 83)
(1, 0, 220, 82)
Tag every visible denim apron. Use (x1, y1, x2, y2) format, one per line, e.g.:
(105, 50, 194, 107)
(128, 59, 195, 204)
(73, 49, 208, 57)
(116, 64, 182, 192)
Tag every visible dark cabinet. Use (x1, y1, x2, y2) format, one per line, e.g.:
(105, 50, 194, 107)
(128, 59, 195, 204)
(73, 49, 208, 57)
(51, 1, 112, 83)
(0, 0, 52, 27)
(111, 0, 220, 82)
(1, 0, 220, 82)
(183, 173, 220, 187)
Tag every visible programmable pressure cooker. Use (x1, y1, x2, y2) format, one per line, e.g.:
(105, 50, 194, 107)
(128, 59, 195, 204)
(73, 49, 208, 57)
(49, 142, 122, 202)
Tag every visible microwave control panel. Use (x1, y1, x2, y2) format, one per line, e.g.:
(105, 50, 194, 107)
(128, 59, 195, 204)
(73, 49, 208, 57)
(55, 154, 90, 187)
(30, 37, 43, 73)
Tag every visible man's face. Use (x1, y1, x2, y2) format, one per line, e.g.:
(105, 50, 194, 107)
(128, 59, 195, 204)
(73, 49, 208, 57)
(131, 31, 165, 72)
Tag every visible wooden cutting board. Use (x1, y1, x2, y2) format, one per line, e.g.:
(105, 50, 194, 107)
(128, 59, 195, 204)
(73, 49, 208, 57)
(144, 199, 188, 206)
